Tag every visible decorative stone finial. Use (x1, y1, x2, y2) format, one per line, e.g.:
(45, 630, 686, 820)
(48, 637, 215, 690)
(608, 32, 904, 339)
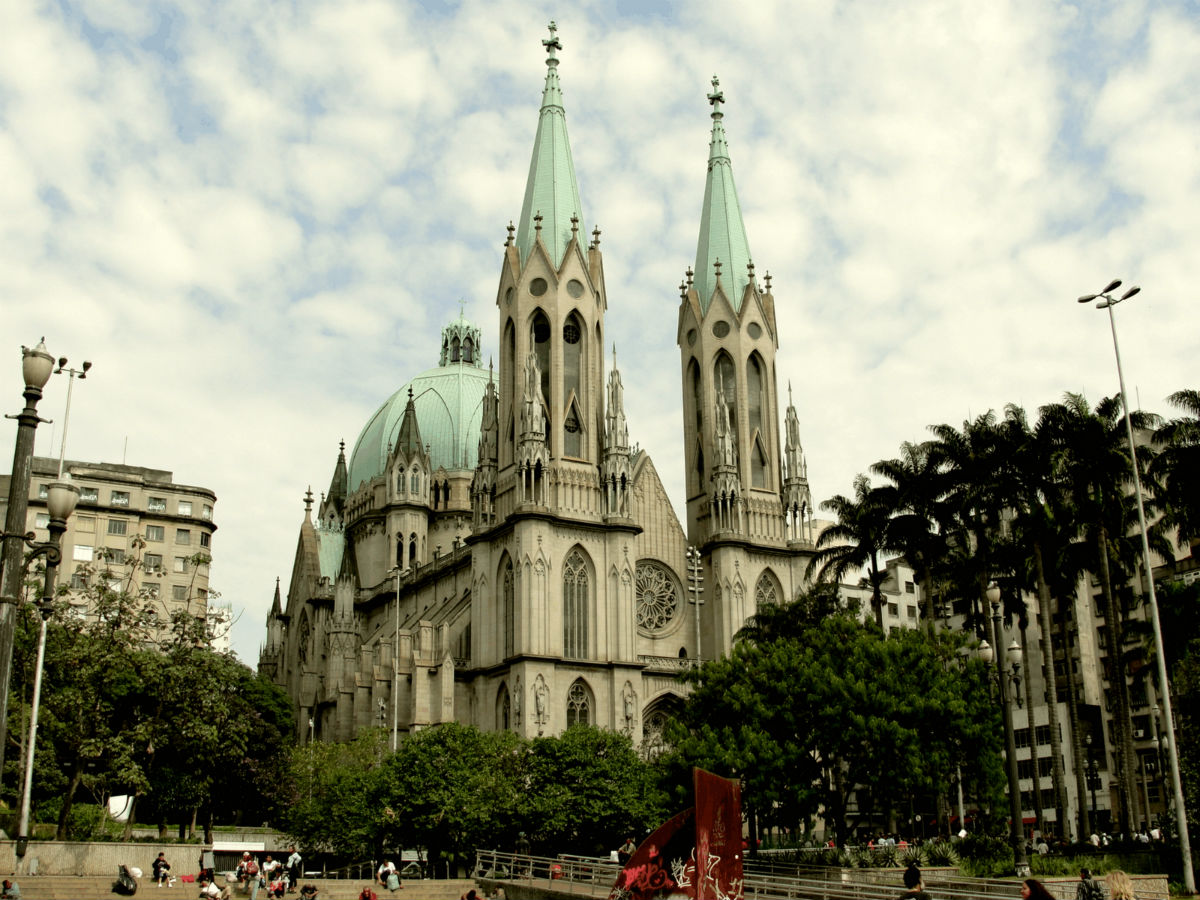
(304, 487, 313, 512)
(506, 221, 515, 246)
(570, 214, 578, 236)
(679, 280, 687, 298)
(764, 271, 773, 291)
(714, 258, 722, 280)
(534, 211, 543, 234)
(747, 260, 755, 280)
(686, 266, 694, 287)
(591, 225, 601, 248)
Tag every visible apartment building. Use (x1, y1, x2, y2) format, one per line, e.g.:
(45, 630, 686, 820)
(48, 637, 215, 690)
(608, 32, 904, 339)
(1, 456, 217, 630)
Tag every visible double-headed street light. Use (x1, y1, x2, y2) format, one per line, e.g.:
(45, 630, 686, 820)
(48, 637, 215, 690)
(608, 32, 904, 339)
(1077, 279, 1194, 891)
(0, 340, 58, 792)
(15, 478, 79, 860)
(980, 581, 1030, 878)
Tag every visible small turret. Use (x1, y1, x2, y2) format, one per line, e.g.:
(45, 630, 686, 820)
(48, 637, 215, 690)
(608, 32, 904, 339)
(516, 344, 550, 505)
(601, 349, 632, 519)
(472, 363, 499, 528)
(319, 441, 349, 526)
(711, 379, 743, 533)
(782, 383, 814, 544)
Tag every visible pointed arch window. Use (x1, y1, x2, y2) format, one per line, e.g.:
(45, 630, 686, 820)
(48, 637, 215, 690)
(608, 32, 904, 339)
(397, 466, 405, 493)
(463, 337, 474, 364)
(748, 354, 768, 487)
(563, 549, 589, 659)
(755, 570, 781, 608)
(410, 469, 420, 493)
(502, 557, 515, 658)
(566, 678, 592, 727)
(497, 684, 511, 731)
(450, 336, 460, 362)
(531, 310, 551, 423)
(409, 532, 418, 566)
(562, 312, 584, 457)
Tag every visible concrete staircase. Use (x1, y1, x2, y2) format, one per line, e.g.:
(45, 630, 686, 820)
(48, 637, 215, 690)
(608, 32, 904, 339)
(0, 876, 479, 900)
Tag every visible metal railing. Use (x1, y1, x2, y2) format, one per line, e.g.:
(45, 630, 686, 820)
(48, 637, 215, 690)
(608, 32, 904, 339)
(474, 851, 1168, 900)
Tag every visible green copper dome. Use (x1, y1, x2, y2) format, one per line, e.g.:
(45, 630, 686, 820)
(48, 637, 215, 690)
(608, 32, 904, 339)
(348, 333, 490, 492)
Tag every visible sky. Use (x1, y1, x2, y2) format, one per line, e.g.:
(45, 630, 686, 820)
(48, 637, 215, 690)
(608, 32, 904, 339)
(2, 0, 1198, 665)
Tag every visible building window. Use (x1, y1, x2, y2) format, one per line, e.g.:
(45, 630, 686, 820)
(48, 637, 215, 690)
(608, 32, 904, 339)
(76, 515, 95, 533)
(35, 513, 50, 529)
(754, 571, 780, 609)
(566, 679, 592, 727)
(201, 503, 212, 520)
(172, 584, 188, 601)
(70, 569, 88, 590)
(178, 500, 192, 516)
(146, 525, 165, 542)
(147, 497, 166, 512)
(174, 556, 188, 573)
(143, 583, 160, 599)
(200, 532, 211, 548)
(1035, 725, 1053, 746)
(73, 545, 93, 562)
(905, 581, 915, 593)
(110, 491, 130, 507)
(887, 602, 899, 618)
(144, 553, 163, 572)
(176, 529, 191, 545)
(502, 558, 515, 658)
(636, 561, 680, 634)
(1014, 728, 1031, 748)
(563, 550, 589, 659)
(38, 484, 49, 499)
(101, 548, 126, 565)
(108, 519, 127, 536)
(907, 606, 917, 619)
(79, 487, 97, 503)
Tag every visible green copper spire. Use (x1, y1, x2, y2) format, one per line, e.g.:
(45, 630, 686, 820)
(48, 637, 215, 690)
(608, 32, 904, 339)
(694, 76, 753, 314)
(516, 21, 586, 269)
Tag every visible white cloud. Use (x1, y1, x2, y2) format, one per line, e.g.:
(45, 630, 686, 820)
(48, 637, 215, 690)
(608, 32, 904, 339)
(1, 0, 1196, 664)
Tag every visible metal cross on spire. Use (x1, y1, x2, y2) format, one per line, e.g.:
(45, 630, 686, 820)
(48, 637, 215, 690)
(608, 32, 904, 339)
(544, 21, 561, 61)
(708, 75, 724, 116)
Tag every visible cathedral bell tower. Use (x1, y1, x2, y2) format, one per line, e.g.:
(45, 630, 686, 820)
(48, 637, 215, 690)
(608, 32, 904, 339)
(678, 78, 815, 657)
(678, 77, 788, 547)
(493, 21, 608, 516)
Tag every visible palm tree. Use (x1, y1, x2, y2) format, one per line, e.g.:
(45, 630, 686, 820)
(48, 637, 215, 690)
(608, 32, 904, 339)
(1041, 392, 1159, 836)
(872, 441, 949, 634)
(1152, 388, 1200, 554)
(808, 474, 893, 629)
(928, 412, 1011, 630)
(1001, 404, 1070, 838)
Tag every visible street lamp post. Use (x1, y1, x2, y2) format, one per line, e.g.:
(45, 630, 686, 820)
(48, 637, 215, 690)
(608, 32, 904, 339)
(15, 477, 78, 860)
(686, 547, 703, 662)
(52, 357, 91, 479)
(1077, 279, 1195, 890)
(0, 339, 57, 793)
(981, 582, 1031, 877)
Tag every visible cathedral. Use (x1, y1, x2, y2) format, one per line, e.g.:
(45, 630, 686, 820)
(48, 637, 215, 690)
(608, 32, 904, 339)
(258, 23, 817, 748)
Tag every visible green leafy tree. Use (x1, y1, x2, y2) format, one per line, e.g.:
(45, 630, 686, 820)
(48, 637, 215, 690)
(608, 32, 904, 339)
(672, 608, 1002, 845)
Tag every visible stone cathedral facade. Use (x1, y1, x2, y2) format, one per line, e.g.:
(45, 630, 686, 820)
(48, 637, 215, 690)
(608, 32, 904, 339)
(258, 25, 817, 748)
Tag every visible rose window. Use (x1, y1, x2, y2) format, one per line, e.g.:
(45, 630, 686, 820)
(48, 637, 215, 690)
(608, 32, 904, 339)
(636, 561, 680, 634)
